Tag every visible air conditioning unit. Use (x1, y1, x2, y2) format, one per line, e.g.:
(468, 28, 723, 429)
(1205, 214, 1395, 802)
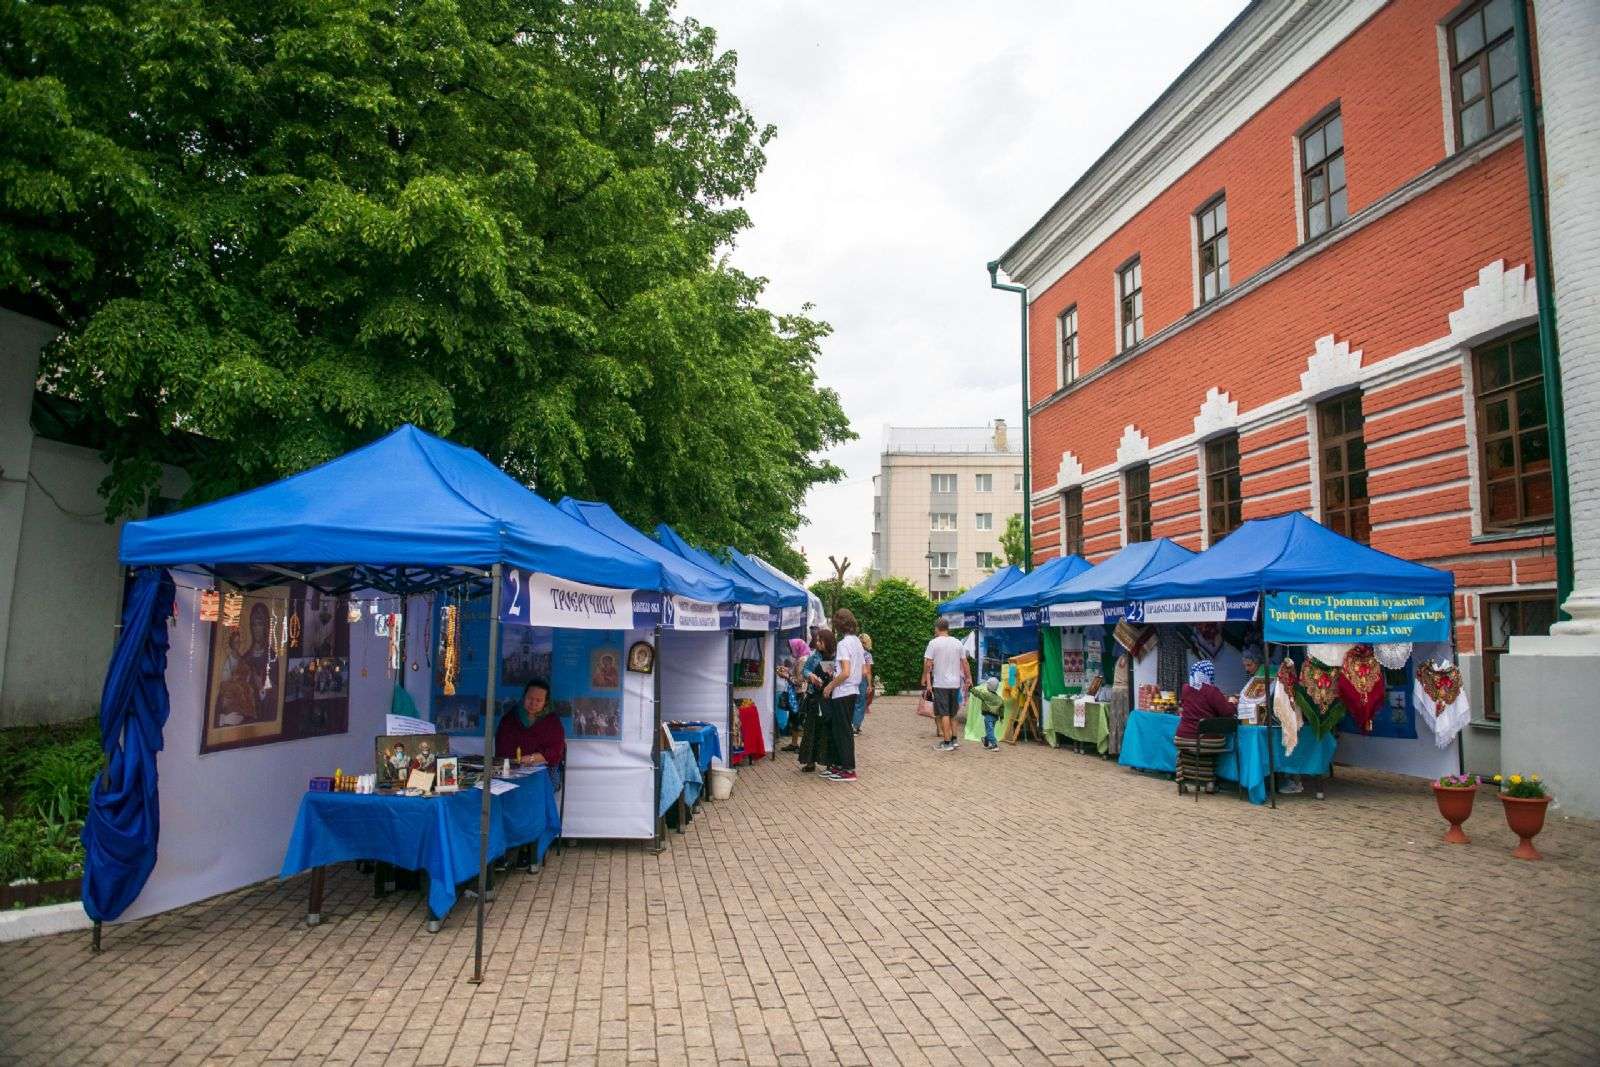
(934, 567, 954, 577)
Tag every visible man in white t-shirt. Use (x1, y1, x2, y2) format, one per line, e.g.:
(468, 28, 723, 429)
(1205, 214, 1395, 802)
(821, 608, 863, 782)
(922, 619, 971, 752)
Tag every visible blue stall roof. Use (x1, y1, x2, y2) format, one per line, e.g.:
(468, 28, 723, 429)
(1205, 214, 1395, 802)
(979, 554, 1093, 611)
(938, 565, 1023, 615)
(1125, 513, 1455, 600)
(1041, 539, 1195, 604)
(120, 425, 666, 594)
(726, 547, 806, 609)
(558, 499, 736, 604)
(654, 524, 781, 606)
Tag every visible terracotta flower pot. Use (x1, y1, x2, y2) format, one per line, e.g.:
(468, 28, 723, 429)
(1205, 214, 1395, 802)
(1431, 783, 1477, 844)
(1500, 794, 1551, 861)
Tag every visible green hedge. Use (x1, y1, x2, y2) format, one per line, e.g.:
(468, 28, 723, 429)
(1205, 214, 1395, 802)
(857, 578, 937, 695)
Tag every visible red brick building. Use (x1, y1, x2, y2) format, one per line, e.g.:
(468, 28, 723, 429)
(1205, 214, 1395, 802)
(997, 0, 1557, 739)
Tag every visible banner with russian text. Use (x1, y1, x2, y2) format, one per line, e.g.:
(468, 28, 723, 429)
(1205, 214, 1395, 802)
(1264, 591, 1451, 643)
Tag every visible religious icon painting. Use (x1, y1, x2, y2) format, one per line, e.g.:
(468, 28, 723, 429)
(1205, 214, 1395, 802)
(435, 755, 460, 793)
(626, 640, 655, 675)
(203, 583, 352, 754)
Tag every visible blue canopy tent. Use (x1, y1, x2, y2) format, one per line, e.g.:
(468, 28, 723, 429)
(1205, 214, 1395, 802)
(1040, 540, 1196, 622)
(746, 553, 826, 631)
(1121, 513, 1456, 806)
(655, 523, 784, 613)
(938, 564, 1023, 625)
(976, 554, 1092, 615)
(100, 425, 671, 980)
(654, 525, 787, 759)
(558, 500, 736, 606)
(560, 499, 743, 771)
(1124, 513, 1455, 600)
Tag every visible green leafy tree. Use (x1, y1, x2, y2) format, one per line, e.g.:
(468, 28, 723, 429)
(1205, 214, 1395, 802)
(862, 577, 936, 695)
(1000, 513, 1026, 566)
(1, 0, 851, 562)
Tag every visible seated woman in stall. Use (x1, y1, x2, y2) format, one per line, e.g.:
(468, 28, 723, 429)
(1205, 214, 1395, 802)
(493, 679, 565, 871)
(1177, 660, 1235, 739)
(1175, 659, 1237, 793)
(495, 679, 566, 771)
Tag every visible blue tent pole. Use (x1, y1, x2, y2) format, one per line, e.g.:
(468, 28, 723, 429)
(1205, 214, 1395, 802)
(471, 564, 504, 985)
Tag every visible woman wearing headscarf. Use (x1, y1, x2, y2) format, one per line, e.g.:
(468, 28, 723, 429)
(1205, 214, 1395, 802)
(1176, 660, 1235, 740)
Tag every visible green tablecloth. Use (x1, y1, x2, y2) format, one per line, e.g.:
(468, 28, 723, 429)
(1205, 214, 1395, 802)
(1046, 696, 1109, 754)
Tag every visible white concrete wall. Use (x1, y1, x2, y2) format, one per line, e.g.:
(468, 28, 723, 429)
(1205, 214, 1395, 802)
(0, 308, 59, 723)
(0, 309, 187, 726)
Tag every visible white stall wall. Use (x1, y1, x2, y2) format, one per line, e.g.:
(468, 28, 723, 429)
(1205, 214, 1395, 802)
(125, 578, 404, 923)
(560, 626, 656, 840)
(660, 630, 730, 768)
(733, 631, 774, 754)
(1336, 730, 1460, 780)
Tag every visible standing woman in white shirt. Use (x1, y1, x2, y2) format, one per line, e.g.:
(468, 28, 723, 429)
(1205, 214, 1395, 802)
(821, 609, 863, 782)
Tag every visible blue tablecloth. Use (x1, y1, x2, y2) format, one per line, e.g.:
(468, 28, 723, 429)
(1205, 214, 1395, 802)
(279, 771, 560, 920)
(670, 724, 722, 775)
(658, 740, 703, 816)
(1117, 709, 1337, 804)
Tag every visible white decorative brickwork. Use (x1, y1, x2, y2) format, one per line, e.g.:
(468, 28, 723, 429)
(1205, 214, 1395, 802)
(1299, 335, 1363, 400)
(1056, 450, 1083, 487)
(1116, 425, 1151, 468)
(1192, 386, 1240, 439)
(1447, 260, 1536, 346)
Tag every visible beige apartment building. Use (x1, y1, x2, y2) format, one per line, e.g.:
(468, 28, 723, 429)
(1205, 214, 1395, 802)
(871, 422, 1023, 596)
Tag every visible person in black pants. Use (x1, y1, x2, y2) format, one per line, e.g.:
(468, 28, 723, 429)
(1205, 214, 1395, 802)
(821, 609, 862, 782)
(797, 628, 835, 772)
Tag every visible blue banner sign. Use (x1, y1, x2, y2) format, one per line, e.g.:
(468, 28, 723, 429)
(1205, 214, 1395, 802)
(1264, 591, 1451, 643)
(1109, 597, 1259, 625)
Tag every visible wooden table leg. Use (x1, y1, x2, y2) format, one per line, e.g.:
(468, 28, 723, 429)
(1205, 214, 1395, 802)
(307, 866, 326, 926)
(675, 794, 687, 833)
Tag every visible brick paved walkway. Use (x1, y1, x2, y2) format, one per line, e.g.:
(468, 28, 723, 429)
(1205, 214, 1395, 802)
(4, 695, 1600, 1065)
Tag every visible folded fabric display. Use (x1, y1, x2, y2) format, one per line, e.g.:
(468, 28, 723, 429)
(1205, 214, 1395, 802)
(1414, 659, 1470, 750)
(1274, 657, 1302, 755)
(1336, 644, 1385, 733)
(1184, 621, 1225, 660)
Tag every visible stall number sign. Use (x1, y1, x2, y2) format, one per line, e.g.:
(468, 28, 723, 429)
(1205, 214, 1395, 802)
(1264, 591, 1450, 643)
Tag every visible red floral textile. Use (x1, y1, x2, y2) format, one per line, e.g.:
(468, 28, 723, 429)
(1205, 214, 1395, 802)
(1336, 644, 1385, 733)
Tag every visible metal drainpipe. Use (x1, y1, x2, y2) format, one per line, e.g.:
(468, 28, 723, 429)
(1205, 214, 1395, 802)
(1511, 0, 1573, 614)
(987, 260, 1032, 572)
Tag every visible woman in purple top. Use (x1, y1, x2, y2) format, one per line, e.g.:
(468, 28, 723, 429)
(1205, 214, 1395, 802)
(1176, 660, 1236, 739)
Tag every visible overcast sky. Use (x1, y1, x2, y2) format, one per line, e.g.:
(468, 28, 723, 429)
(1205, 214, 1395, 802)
(675, 0, 1247, 581)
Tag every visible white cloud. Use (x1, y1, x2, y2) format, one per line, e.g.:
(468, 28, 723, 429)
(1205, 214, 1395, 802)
(676, 0, 1247, 580)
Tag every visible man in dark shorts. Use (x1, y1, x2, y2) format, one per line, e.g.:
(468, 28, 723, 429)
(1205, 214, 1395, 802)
(921, 619, 971, 752)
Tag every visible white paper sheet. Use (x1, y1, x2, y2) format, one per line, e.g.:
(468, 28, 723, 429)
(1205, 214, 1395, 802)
(385, 713, 434, 736)
(476, 778, 518, 794)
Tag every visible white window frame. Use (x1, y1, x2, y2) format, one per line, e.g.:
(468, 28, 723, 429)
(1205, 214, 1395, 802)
(1056, 305, 1079, 389)
(976, 551, 996, 571)
(930, 512, 957, 531)
(975, 512, 993, 531)
(931, 473, 957, 495)
(975, 473, 993, 493)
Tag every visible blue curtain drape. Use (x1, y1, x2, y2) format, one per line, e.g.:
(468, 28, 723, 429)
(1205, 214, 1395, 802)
(82, 567, 175, 922)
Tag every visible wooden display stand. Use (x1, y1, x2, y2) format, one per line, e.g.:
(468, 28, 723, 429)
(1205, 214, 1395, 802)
(1002, 651, 1041, 744)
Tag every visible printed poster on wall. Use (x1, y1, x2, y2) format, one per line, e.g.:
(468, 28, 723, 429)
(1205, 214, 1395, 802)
(552, 629, 626, 741)
(203, 584, 350, 753)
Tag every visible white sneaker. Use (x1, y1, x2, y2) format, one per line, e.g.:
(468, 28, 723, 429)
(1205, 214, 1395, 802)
(1279, 777, 1304, 795)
